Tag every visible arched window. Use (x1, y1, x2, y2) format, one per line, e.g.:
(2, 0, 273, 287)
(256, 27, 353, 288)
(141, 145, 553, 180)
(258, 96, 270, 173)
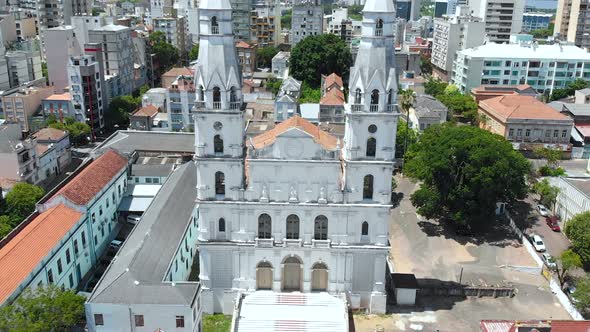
(213, 87, 221, 101)
(311, 262, 328, 291)
(214, 134, 223, 154)
(387, 89, 394, 105)
(258, 213, 272, 239)
(215, 171, 225, 196)
(198, 85, 204, 102)
(218, 218, 225, 232)
(211, 16, 219, 34)
(314, 215, 328, 240)
(366, 138, 376, 157)
(230, 86, 237, 102)
(363, 175, 374, 200)
(286, 214, 300, 239)
(354, 88, 362, 104)
(362, 221, 369, 235)
(371, 89, 379, 105)
(375, 18, 384, 36)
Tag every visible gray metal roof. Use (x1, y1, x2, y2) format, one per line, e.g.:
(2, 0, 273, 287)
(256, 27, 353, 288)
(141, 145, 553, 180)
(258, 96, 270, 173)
(88, 162, 199, 305)
(414, 95, 448, 118)
(93, 131, 195, 156)
(562, 103, 590, 117)
(130, 163, 175, 177)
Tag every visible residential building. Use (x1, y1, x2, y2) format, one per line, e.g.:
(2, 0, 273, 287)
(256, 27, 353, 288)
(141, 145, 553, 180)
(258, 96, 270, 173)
(326, 8, 362, 46)
(129, 104, 159, 131)
(12, 12, 37, 41)
(319, 73, 345, 123)
(470, 84, 539, 103)
(550, 177, 590, 224)
(141, 87, 168, 109)
(236, 41, 256, 78)
(1, 86, 54, 133)
(271, 51, 290, 78)
(231, 0, 253, 42)
(42, 93, 74, 121)
(250, 5, 276, 47)
(193, 0, 395, 314)
(71, 16, 107, 50)
(153, 16, 189, 56)
(88, 24, 134, 97)
(555, 0, 590, 50)
(0, 150, 128, 306)
(452, 43, 590, 95)
(431, 14, 485, 81)
(64, 0, 93, 24)
(128, 163, 173, 185)
(33, 127, 71, 176)
(85, 162, 202, 331)
(162, 67, 194, 89)
(5, 50, 43, 88)
(291, 0, 324, 46)
(0, 122, 38, 184)
(408, 95, 448, 131)
(468, 0, 526, 43)
(43, 26, 82, 92)
(150, 0, 173, 18)
(36, 0, 64, 29)
(551, 102, 590, 157)
(522, 12, 553, 32)
(274, 76, 302, 121)
(167, 74, 196, 131)
(478, 95, 574, 153)
(0, 14, 17, 45)
(575, 88, 590, 104)
(67, 49, 107, 137)
(396, 0, 411, 21)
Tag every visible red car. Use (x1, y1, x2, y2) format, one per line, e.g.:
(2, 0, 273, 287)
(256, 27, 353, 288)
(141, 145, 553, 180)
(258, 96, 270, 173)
(546, 216, 561, 232)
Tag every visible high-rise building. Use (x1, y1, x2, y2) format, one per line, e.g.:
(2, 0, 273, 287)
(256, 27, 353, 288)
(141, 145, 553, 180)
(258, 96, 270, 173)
(71, 15, 107, 48)
(153, 16, 190, 55)
(555, 0, 590, 49)
(250, 4, 276, 47)
(432, 14, 485, 81)
(522, 12, 552, 32)
(5, 50, 43, 88)
(469, 0, 525, 43)
(230, 0, 252, 41)
(43, 26, 82, 92)
(291, 0, 323, 46)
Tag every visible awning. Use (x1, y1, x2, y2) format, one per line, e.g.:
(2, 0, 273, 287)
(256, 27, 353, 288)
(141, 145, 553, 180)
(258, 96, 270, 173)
(118, 197, 153, 212)
(572, 127, 584, 143)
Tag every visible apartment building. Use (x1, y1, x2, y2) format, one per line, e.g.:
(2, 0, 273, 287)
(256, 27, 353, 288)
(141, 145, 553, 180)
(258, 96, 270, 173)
(0, 122, 38, 184)
(555, 0, 590, 49)
(250, 5, 276, 47)
(522, 12, 553, 32)
(236, 41, 256, 77)
(1, 86, 54, 133)
(4, 50, 43, 88)
(469, 0, 525, 43)
(153, 16, 189, 56)
(231, 0, 252, 42)
(44, 26, 82, 92)
(452, 42, 590, 94)
(71, 15, 107, 49)
(271, 51, 290, 78)
(432, 14, 485, 81)
(166, 74, 196, 132)
(42, 93, 74, 121)
(326, 8, 362, 46)
(88, 24, 134, 97)
(291, 0, 324, 46)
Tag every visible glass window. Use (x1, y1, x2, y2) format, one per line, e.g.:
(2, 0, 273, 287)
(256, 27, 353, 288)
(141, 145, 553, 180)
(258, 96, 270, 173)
(66, 249, 71, 264)
(94, 314, 104, 326)
(135, 315, 144, 327)
(57, 259, 63, 274)
(176, 316, 185, 328)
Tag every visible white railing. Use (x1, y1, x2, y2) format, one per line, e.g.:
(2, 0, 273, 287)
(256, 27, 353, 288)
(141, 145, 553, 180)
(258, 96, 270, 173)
(375, 28, 383, 37)
(351, 104, 363, 112)
(213, 101, 221, 110)
(387, 104, 397, 112)
(369, 104, 379, 112)
(283, 238, 303, 248)
(311, 239, 331, 248)
(255, 237, 274, 248)
(211, 26, 219, 35)
(230, 101, 241, 110)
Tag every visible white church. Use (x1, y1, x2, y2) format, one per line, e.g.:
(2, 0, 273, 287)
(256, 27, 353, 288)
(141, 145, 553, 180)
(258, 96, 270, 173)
(194, 0, 399, 314)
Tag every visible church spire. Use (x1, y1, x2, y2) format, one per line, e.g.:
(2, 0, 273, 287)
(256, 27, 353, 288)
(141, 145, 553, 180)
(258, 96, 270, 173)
(199, 0, 232, 10)
(363, 0, 395, 13)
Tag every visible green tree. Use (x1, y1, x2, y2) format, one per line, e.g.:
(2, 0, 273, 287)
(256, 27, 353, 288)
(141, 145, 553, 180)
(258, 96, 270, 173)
(281, 9, 292, 29)
(149, 31, 179, 70)
(555, 249, 583, 286)
(299, 82, 322, 103)
(257, 46, 279, 68)
(405, 124, 530, 227)
(188, 44, 199, 61)
(396, 119, 418, 158)
(550, 78, 590, 101)
(573, 276, 590, 314)
(41, 62, 48, 82)
(290, 34, 352, 88)
(348, 5, 363, 20)
(437, 91, 478, 121)
(0, 216, 12, 239)
(532, 179, 560, 208)
(48, 117, 91, 145)
(419, 54, 433, 75)
(424, 78, 448, 98)
(265, 76, 282, 95)
(0, 285, 85, 332)
(565, 211, 590, 265)
(4, 183, 45, 223)
(399, 89, 416, 159)
(534, 146, 562, 169)
(105, 95, 140, 130)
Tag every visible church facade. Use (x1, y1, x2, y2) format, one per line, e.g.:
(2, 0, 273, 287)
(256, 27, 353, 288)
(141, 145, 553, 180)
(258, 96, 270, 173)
(194, 0, 399, 314)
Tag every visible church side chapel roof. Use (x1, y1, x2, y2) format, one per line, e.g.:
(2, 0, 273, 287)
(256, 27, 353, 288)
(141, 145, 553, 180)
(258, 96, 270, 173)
(250, 116, 339, 151)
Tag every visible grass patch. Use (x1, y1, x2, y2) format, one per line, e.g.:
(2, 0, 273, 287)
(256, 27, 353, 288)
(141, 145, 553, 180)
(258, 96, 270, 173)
(203, 314, 231, 332)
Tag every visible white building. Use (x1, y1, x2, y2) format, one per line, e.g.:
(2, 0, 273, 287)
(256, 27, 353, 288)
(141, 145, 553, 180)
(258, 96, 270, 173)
(452, 42, 590, 95)
(408, 95, 448, 131)
(291, 0, 324, 46)
(549, 177, 590, 225)
(4, 50, 43, 88)
(195, 0, 397, 314)
(432, 14, 484, 81)
(167, 74, 196, 132)
(271, 51, 290, 78)
(71, 15, 107, 48)
(43, 26, 82, 92)
(153, 16, 190, 56)
(468, 0, 525, 43)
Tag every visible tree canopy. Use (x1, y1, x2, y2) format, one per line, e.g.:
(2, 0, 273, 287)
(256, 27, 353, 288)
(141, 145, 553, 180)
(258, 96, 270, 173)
(257, 46, 279, 68)
(188, 44, 199, 61)
(0, 285, 85, 332)
(281, 9, 292, 29)
(573, 276, 590, 314)
(565, 211, 590, 266)
(423, 78, 478, 123)
(396, 119, 418, 159)
(149, 31, 179, 70)
(105, 95, 141, 130)
(289, 34, 352, 88)
(4, 183, 45, 222)
(556, 249, 583, 286)
(47, 116, 91, 145)
(405, 124, 530, 226)
(550, 78, 590, 101)
(299, 82, 322, 104)
(532, 178, 560, 208)
(419, 54, 433, 75)
(265, 76, 282, 95)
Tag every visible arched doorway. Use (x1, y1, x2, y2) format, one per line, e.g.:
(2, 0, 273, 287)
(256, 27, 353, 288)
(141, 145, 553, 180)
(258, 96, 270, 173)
(282, 256, 302, 291)
(311, 262, 328, 291)
(256, 261, 273, 290)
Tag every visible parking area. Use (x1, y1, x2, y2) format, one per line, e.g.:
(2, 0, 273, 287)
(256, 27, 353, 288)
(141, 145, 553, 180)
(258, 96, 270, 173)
(384, 176, 571, 331)
(524, 198, 571, 259)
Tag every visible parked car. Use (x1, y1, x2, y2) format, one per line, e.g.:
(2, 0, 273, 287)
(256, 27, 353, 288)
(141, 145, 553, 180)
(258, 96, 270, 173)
(537, 204, 549, 217)
(532, 234, 546, 252)
(127, 214, 142, 225)
(541, 253, 557, 270)
(109, 239, 123, 250)
(545, 216, 561, 232)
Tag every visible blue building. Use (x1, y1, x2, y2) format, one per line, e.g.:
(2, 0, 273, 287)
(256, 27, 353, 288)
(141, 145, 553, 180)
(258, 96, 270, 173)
(522, 13, 553, 32)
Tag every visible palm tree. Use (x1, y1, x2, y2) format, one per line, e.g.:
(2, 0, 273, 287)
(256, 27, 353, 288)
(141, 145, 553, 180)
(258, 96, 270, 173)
(399, 89, 416, 163)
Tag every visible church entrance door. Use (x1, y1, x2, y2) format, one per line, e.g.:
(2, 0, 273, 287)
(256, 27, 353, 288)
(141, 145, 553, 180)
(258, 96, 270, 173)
(282, 256, 302, 291)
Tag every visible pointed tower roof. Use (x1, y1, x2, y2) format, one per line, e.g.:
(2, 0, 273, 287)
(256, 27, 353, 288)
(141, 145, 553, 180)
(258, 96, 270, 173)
(363, 0, 395, 12)
(199, 0, 232, 10)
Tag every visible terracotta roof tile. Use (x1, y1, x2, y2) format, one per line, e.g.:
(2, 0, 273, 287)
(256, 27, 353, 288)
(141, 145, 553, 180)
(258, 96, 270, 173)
(132, 105, 159, 117)
(53, 150, 128, 206)
(162, 67, 194, 78)
(0, 204, 83, 304)
(251, 116, 338, 150)
(33, 128, 68, 141)
(480, 95, 572, 122)
(236, 41, 252, 49)
(320, 89, 345, 106)
(44, 93, 71, 101)
(324, 73, 343, 89)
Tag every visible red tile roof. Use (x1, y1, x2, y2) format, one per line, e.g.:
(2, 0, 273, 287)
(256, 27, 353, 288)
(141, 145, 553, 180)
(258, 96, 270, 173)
(320, 89, 345, 106)
(162, 67, 194, 78)
(480, 95, 573, 122)
(236, 41, 253, 49)
(33, 127, 68, 141)
(53, 150, 128, 206)
(324, 73, 343, 89)
(132, 104, 159, 117)
(251, 116, 338, 150)
(44, 92, 71, 101)
(0, 204, 83, 304)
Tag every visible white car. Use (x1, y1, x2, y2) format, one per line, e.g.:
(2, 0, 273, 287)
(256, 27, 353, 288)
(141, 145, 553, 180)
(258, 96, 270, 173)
(532, 235, 546, 252)
(541, 253, 557, 270)
(537, 204, 549, 217)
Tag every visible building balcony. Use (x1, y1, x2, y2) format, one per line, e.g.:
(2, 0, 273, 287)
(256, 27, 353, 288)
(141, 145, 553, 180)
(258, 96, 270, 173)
(375, 28, 383, 37)
(351, 104, 363, 112)
(213, 101, 221, 110)
(230, 101, 241, 110)
(211, 26, 220, 34)
(282, 238, 303, 248)
(369, 104, 379, 112)
(311, 239, 331, 248)
(255, 237, 274, 248)
(387, 104, 397, 112)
